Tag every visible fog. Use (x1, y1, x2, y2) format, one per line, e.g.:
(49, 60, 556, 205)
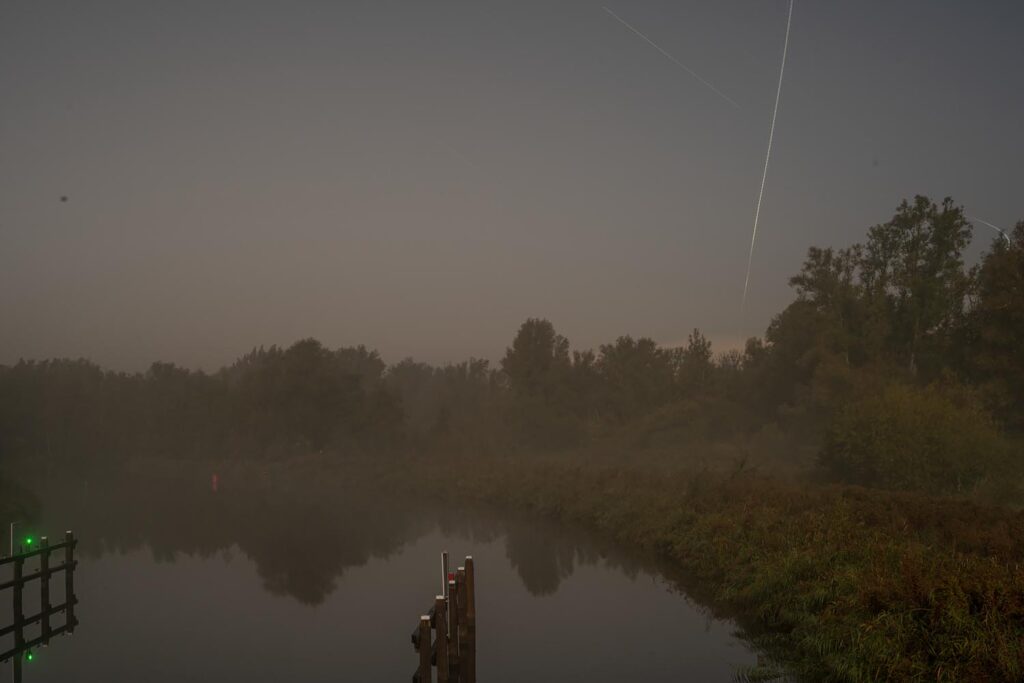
(2, 2, 1024, 681)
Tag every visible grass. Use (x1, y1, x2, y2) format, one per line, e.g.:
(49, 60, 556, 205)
(391, 454, 1024, 681)
(9, 450, 1023, 679)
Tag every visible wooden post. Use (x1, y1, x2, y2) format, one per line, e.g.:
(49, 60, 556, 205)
(418, 615, 432, 683)
(456, 567, 467, 616)
(434, 594, 449, 683)
(13, 543, 25, 683)
(64, 530, 75, 632)
(441, 551, 449, 603)
(463, 557, 476, 683)
(13, 546, 24, 655)
(464, 557, 475, 627)
(40, 536, 51, 644)
(456, 567, 468, 682)
(447, 578, 460, 674)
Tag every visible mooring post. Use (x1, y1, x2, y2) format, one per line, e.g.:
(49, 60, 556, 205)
(64, 530, 75, 632)
(434, 594, 449, 683)
(40, 536, 51, 644)
(456, 567, 469, 682)
(418, 615, 432, 683)
(447, 578, 460, 673)
(441, 551, 449, 602)
(463, 557, 476, 683)
(13, 545, 24, 664)
(464, 557, 475, 628)
(456, 567, 468, 628)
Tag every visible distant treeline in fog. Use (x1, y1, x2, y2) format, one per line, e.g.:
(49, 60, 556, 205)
(2, 196, 1022, 496)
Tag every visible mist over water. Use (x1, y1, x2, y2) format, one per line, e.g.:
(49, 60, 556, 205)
(2, 1, 1022, 680)
(2, 475, 758, 682)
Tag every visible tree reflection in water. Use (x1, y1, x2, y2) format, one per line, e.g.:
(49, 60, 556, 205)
(28, 473, 662, 605)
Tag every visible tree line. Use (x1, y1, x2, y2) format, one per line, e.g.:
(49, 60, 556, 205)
(1, 196, 1021, 494)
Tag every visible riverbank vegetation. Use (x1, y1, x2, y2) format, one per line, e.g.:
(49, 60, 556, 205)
(2, 196, 1023, 679)
(397, 455, 1024, 681)
(3, 197, 1021, 491)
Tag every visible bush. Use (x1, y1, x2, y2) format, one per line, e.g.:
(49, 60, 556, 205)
(819, 384, 1010, 494)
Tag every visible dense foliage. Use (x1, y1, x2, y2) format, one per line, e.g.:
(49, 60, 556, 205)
(1, 196, 1021, 494)
(0, 341, 399, 465)
(403, 456, 1024, 681)
(3, 195, 1023, 681)
(819, 384, 1009, 495)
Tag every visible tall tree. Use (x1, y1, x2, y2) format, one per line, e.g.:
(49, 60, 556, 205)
(500, 318, 571, 400)
(788, 246, 872, 364)
(860, 196, 972, 376)
(500, 319, 579, 447)
(967, 220, 1024, 428)
(596, 336, 674, 419)
(676, 328, 714, 391)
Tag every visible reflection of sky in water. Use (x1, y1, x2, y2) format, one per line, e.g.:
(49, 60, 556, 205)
(2, 515, 757, 681)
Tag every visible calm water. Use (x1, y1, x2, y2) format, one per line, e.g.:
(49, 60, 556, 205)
(2, 476, 759, 681)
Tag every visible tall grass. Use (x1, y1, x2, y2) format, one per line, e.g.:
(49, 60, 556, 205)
(400, 456, 1024, 681)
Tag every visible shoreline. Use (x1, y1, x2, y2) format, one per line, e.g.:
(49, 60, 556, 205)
(8, 453, 1024, 680)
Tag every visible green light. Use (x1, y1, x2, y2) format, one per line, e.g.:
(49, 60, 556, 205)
(25, 652, 34, 662)
(24, 536, 33, 546)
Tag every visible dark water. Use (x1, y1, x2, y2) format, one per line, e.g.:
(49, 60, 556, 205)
(2, 475, 760, 681)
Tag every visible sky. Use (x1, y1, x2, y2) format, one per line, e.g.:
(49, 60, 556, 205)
(1, 0, 1022, 372)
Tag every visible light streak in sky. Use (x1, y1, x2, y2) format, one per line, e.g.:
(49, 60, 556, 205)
(968, 215, 1011, 244)
(742, 0, 794, 314)
(602, 6, 740, 109)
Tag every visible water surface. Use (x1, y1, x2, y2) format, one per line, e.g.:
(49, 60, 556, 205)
(1, 476, 759, 681)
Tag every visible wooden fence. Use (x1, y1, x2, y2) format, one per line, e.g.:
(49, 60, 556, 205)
(412, 553, 475, 683)
(1, 531, 79, 680)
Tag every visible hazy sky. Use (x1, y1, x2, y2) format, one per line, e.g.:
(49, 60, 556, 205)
(2, 1, 1022, 371)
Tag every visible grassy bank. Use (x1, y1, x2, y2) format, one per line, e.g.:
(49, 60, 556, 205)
(13, 452, 1022, 680)
(392, 455, 1024, 681)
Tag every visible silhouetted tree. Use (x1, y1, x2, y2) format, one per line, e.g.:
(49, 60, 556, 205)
(676, 328, 714, 392)
(861, 196, 972, 376)
(966, 220, 1024, 428)
(501, 318, 571, 400)
(501, 319, 580, 446)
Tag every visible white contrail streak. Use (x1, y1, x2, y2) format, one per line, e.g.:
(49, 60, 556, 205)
(742, 0, 794, 313)
(602, 6, 740, 109)
(968, 215, 1011, 244)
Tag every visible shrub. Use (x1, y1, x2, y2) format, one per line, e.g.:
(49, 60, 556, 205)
(819, 383, 1009, 494)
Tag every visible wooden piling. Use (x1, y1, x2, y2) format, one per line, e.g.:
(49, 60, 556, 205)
(441, 552, 450, 602)
(64, 530, 75, 631)
(463, 557, 476, 683)
(456, 567, 468, 681)
(0, 528, 78, 669)
(13, 548, 24, 656)
(418, 616, 432, 682)
(456, 567, 467, 621)
(464, 557, 475, 627)
(40, 536, 51, 644)
(434, 594, 449, 683)
(447, 578, 460, 673)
